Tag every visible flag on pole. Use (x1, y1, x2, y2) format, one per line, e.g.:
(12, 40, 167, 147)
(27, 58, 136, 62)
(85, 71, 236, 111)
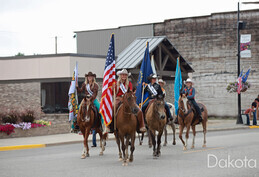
(151, 55, 157, 75)
(174, 57, 182, 115)
(100, 34, 116, 126)
(68, 62, 79, 121)
(237, 76, 242, 94)
(242, 67, 251, 83)
(135, 42, 153, 107)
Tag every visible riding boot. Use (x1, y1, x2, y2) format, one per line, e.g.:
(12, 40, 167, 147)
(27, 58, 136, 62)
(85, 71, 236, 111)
(199, 115, 203, 123)
(136, 110, 147, 133)
(174, 116, 179, 124)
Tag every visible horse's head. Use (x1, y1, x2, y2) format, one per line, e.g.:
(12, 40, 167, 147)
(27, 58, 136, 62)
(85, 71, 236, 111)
(123, 89, 138, 114)
(179, 93, 188, 113)
(80, 95, 92, 121)
(154, 94, 166, 120)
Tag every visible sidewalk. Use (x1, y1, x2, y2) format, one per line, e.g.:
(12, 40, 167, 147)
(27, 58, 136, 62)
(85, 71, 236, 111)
(0, 119, 255, 151)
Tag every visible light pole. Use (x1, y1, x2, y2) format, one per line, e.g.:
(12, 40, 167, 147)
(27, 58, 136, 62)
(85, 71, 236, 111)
(236, 1, 259, 124)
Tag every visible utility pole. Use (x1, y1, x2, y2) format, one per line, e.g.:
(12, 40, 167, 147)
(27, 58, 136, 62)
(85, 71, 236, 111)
(55, 36, 57, 54)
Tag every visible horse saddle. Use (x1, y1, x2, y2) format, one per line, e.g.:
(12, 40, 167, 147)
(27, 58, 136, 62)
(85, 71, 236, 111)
(188, 102, 204, 125)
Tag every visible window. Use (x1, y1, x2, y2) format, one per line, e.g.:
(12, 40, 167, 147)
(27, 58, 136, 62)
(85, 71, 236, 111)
(41, 82, 70, 113)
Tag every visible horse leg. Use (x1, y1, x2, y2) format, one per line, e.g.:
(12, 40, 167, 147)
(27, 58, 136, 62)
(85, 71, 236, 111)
(129, 133, 135, 162)
(163, 125, 167, 146)
(115, 132, 123, 161)
(125, 135, 129, 162)
(202, 120, 207, 148)
(96, 128, 104, 156)
(84, 128, 91, 157)
(148, 129, 152, 148)
(191, 125, 196, 149)
(120, 135, 127, 166)
(184, 125, 191, 150)
(81, 128, 87, 159)
(149, 130, 157, 157)
(172, 123, 176, 145)
(156, 130, 163, 157)
(140, 132, 144, 145)
(179, 125, 186, 150)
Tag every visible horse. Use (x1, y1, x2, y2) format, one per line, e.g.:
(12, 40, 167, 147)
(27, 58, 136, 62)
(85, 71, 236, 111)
(138, 102, 176, 147)
(163, 102, 176, 146)
(178, 94, 208, 150)
(77, 95, 105, 159)
(145, 95, 167, 158)
(115, 89, 139, 166)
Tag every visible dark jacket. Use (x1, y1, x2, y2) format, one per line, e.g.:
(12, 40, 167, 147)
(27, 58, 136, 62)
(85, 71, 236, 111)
(182, 87, 195, 100)
(144, 82, 163, 99)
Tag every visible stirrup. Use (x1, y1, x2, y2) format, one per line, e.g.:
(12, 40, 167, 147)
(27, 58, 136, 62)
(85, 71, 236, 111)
(140, 127, 147, 133)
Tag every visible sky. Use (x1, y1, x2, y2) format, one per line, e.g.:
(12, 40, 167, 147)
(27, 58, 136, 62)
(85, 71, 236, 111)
(0, 0, 258, 57)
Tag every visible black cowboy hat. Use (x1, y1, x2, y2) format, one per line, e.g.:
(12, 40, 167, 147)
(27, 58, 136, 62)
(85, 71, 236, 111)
(148, 73, 157, 81)
(85, 71, 96, 78)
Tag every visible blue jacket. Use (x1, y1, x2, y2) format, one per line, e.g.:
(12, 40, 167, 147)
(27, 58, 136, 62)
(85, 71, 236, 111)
(182, 87, 195, 100)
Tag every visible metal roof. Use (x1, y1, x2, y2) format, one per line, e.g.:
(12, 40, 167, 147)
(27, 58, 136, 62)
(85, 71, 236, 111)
(116, 36, 194, 72)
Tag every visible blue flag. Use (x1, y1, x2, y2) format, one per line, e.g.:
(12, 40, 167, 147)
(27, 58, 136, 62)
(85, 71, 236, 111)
(239, 69, 243, 78)
(136, 42, 153, 107)
(174, 58, 182, 115)
(242, 68, 250, 83)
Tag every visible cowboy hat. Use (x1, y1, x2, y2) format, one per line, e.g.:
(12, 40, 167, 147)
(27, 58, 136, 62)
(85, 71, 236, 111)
(116, 69, 131, 76)
(148, 73, 158, 81)
(158, 79, 166, 85)
(85, 71, 96, 78)
(184, 78, 194, 84)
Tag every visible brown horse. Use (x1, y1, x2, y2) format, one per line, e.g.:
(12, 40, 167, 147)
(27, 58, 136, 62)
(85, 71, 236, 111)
(145, 95, 167, 158)
(178, 94, 208, 150)
(77, 95, 105, 158)
(115, 89, 139, 166)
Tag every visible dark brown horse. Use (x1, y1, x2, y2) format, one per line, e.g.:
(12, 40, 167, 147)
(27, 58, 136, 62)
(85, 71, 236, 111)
(178, 94, 208, 150)
(77, 95, 105, 158)
(145, 95, 167, 158)
(115, 89, 139, 166)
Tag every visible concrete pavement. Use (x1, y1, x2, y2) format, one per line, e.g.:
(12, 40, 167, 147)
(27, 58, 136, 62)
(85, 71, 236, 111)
(0, 119, 256, 151)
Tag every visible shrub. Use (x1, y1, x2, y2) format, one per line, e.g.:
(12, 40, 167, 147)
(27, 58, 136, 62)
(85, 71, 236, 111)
(20, 110, 35, 123)
(1, 110, 19, 124)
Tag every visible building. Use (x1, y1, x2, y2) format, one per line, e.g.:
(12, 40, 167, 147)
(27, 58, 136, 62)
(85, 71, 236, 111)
(75, 9, 259, 117)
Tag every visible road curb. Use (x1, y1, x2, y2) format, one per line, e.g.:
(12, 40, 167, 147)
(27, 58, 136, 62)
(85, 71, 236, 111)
(0, 126, 251, 151)
(0, 144, 46, 151)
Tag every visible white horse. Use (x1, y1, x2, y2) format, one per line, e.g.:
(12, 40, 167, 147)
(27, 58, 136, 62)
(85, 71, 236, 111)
(163, 102, 177, 146)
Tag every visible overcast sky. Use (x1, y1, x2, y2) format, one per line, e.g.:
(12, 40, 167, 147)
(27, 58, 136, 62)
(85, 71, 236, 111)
(0, 0, 258, 56)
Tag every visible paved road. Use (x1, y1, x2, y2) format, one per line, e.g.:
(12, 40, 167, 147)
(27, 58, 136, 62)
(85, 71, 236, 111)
(0, 129, 259, 177)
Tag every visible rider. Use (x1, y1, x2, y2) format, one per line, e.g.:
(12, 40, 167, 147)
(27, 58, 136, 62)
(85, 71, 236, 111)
(174, 78, 203, 124)
(76, 72, 103, 126)
(107, 69, 146, 133)
(141, 74, 173, 122)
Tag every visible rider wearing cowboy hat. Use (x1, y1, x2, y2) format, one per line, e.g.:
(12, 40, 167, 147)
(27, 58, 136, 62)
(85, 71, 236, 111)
(142, 74, 173, 122)
(108, 69, 146, 133)
(174, 78, 203, 124)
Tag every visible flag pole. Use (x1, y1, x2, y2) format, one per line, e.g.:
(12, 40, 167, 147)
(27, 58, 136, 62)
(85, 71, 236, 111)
(113, 84, 116, 131)
(141, 85, 145, 108)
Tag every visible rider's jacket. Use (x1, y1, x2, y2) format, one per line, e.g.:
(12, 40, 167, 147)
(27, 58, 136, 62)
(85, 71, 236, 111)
(77, 82, 99, 101)
(144, 82, 163, 99)
(182, 86, 195, 100)
(115, 81, 133, 97)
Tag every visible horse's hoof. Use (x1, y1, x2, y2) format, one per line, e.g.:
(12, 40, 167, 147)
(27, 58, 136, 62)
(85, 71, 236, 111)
(86, 154, 90, 157)
(172, 142, 176, 145)
(102, 147, 105, 151)
(129, 158, 133, 162)
(99, 152, 103, 156)
(81, 154, 86, 159)
(119, 158, 123, 161)
(122, 162, 128, 166)
(163, 143, 167, 146)
(191, 146, 195, 149)
(183, 146, 187, 151)
(202, 144, 206, 148)
(149, 145, 152, 148)
(139, 142, 142, 146)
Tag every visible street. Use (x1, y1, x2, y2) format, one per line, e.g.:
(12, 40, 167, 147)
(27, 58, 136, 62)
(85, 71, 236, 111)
(0, 129, 259, 177)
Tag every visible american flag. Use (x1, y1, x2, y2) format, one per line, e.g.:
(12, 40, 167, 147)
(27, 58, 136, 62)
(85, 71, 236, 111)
(100, 34, 116, 126)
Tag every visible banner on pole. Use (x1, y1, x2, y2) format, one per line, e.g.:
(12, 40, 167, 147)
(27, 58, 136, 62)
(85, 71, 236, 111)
(240, 34, 251, 58)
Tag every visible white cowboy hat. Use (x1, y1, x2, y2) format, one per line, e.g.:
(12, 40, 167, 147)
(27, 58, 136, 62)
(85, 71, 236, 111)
(158, 79, 166, 85)
(148, 73, 157, 80)
(184, 78, 194, 84)
(116, 69, 131, 76)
